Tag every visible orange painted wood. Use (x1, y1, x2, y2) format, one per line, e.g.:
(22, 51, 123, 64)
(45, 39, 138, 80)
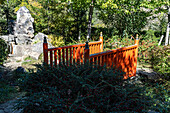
(66, 48, 68, 66)
(84, 48, 89, 63)
(90, 45, 92, 54)
(54, 50, 57, 66)
(97, 44, 100, 53)
(100, 32, 103, 52)
(62, 49, 65, 64)
(43, 33, 139, 79)
(73, 47, 75, 64)
(47, 41, 102, 51)
(108, 54, 111, 67)
(93, 45, 95, 54)
(105, 55, 108, 66)
(58, 49, 61, 65)
(43, 43, 48, 64)
(50, 51, 53, 67)
(80, 47, 84, 64)
(89, 41, 102, 45)
(70, 48, 72, 65)
(76, 47, 80, 64)
(89, 45, 137, 58)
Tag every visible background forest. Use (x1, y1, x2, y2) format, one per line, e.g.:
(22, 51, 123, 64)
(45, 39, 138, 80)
(0, 0, 169, 42)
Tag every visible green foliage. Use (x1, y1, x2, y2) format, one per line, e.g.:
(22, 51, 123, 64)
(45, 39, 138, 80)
(0, 0, 20, 35)
(48, 34, 65, 47)
(15, 63, 153, 112)
(150, 45, 170, 77)
(0, 39, 8, 65)
(104, 36, 134, 50)
(0, 79, 17, 103)
(96, 0, 150, 36)
(141, 78, 170, 112)
(138, 37, 169, 78)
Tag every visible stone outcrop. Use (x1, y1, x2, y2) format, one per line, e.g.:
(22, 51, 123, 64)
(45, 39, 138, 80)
(14, 6, 34, 45)
(0, 6, 54, 67)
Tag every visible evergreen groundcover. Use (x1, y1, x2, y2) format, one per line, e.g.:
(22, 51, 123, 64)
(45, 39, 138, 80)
(15, 63, 153, 113)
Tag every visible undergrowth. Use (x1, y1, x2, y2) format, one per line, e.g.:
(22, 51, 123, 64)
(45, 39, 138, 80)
(15, 63, 154, 113)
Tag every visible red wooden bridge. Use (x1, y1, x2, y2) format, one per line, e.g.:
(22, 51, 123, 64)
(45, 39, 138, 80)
(43, 32, 139, 79)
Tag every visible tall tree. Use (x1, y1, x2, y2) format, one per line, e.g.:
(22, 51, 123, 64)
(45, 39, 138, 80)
(87, 0, 94, 40)
(0, 0, 20, 35)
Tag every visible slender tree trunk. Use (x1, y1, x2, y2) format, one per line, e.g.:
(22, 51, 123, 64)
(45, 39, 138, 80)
(158, 35, 164, 46)
(86, 0, 94, 40)
(165, 6, 170, 45)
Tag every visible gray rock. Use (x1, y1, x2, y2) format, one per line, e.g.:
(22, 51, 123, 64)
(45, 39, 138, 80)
(137, 68, 160, 80)
(8, 35, 15, 42)
(0, 35, 9, 42)
(14, 6, 34, 39)
(15, 34, 32, 45)
(32, 33, 53, 54)
(12, 45, 24, 57)
(11, 45, 43, 60)
(0, 35, 15, 43)
(33, 32, 47, 42)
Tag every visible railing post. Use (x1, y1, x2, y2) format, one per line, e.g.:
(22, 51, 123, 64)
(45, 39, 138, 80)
(100, 32, 103, 52)
(84, 41, 89, 63)
(134, 34, 139, 76)
(43, 36, 48, 65)
(135, 34, 139, 46)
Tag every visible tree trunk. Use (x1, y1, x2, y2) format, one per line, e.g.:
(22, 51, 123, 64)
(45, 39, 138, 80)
(86, 0, 94, 40)
(165, 7, 170, 46)
(158, 35, 164, 46)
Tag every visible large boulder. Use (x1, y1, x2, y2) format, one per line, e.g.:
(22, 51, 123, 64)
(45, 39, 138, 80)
(0, 35, 14, 42)
(14, 6, 34, 44)
(12, 45, 40, 60)
(32, 32, 53, 54)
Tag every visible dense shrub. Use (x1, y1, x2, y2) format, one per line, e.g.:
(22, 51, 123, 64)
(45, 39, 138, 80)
(141, 78, 170, 113)
(48, 34, 65, 47)
(150, 46, 170, 77)
(15, 63, 152, 113)
(0, 39, 8, 65)
(138, 39, 170, 78)
(0, 79, 17, 103)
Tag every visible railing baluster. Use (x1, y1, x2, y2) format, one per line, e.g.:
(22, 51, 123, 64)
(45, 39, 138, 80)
(70, 48, 72, 65)
(89, 45, 92, 54)
(50, 51, 53, 67)
(76, 47, 80, 64)
(80, 47, 84, 64)
(54, 50, 57, 66)
(66, 48, 68, 66)
(62, 49, 65, 65)
(108, 54, 111, 67)
(73, 47, 76, 64)
(58, 49, 61, 65)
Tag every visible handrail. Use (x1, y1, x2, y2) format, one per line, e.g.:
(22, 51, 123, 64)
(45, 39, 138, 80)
(47, 41, 102, 51)
(90, 45, 137, 58)
(43, 32, 139, 79)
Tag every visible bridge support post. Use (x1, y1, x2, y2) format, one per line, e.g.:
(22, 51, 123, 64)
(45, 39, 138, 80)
(43, 36, 48, 65)
(100, 32, 103, 52)
(84, 41, 89, 63)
